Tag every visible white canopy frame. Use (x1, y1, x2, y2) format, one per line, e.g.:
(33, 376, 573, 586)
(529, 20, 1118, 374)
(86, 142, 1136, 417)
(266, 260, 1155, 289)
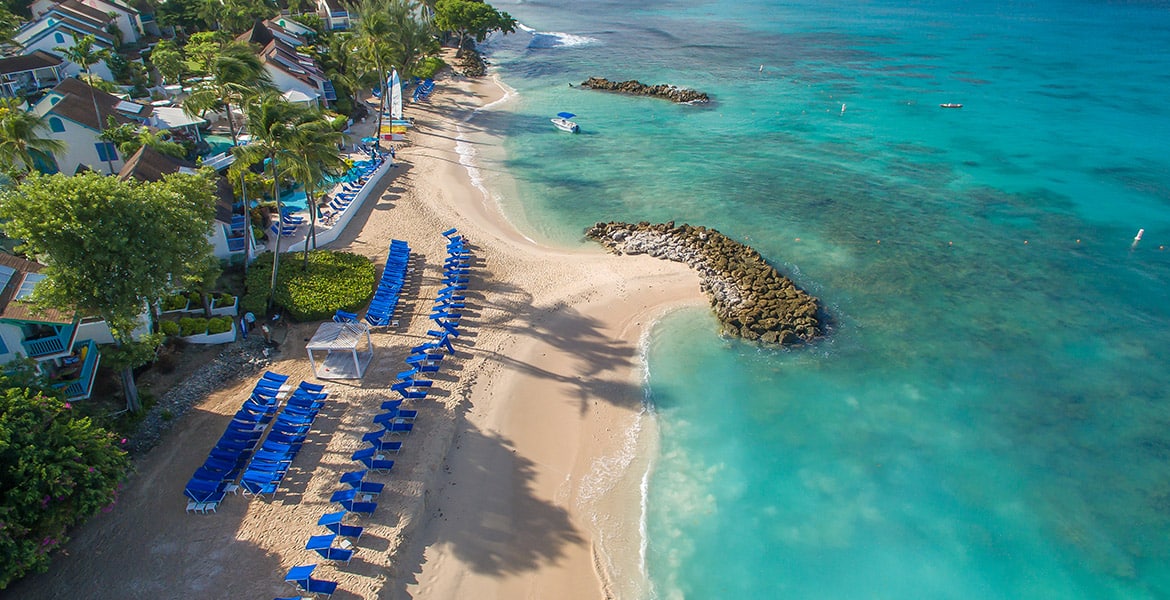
(306, 321, 373, 379)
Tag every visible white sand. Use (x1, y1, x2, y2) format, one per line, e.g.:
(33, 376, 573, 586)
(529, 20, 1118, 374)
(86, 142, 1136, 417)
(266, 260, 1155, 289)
(7, 65, 705, 600)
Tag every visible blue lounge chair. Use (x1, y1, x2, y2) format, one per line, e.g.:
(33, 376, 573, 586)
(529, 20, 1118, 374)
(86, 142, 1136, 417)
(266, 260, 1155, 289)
(342, 500, 377, 516)
(333, 310, 358, 323)
(307, 534, 353, 564)
(351, 447, 395, 472)
(318, 511, 364, 540)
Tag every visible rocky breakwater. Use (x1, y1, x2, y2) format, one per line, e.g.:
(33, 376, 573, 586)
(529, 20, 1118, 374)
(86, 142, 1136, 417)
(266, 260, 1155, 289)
(579, 77, 710, 104)
(586, 221, 822, 345)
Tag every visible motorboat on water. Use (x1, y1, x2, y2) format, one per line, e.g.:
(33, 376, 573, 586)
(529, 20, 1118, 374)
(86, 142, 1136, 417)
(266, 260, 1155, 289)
(551, 111, 580, 133)
(939, 103, 963, 109)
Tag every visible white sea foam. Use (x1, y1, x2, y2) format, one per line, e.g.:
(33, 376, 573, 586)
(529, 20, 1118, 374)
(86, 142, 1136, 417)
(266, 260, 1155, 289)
(455, 75, 517, 203)
(528, 31, 598, 48)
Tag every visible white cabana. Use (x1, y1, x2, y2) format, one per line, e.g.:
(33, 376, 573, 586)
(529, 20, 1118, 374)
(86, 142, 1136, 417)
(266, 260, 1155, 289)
(306, 321, 373, 379)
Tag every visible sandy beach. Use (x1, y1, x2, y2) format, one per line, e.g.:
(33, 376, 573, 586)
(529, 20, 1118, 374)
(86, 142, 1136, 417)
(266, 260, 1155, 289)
(5, 67, 704, 600)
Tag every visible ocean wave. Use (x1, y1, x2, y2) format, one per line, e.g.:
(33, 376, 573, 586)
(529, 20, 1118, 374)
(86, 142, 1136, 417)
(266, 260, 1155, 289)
(527, 30, 598, 48)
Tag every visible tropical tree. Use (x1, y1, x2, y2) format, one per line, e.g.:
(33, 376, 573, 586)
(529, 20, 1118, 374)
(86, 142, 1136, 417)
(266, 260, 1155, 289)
(155, 0, 206, 34)
(388, 0, 439, 79)
(0, 171, 218, 411)
(99, 118, 186, 160)
(283, 115, 345, 266)
(148, 40, 185, 85)
(0, 99, 66, 175)
(433, 0, 515, 58)
(233, 94, 311, 310)
(54, 35, 113, 173)
(350, 0, 397, 151)
(183, 40, 273, 145)
(350, 0, 438, 149)
(219, 0, 275, 33)
(0, 7, 20, 49)
(0, 383, 130, 589)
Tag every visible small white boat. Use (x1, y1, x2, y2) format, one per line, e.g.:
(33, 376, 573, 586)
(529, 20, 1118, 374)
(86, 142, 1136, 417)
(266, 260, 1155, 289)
(552, 111, 580, 133)
(939, 103, 963, 109)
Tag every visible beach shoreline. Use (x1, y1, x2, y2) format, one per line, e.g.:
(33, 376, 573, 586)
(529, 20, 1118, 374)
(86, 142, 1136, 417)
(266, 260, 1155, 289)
(2, 63, 705, 599)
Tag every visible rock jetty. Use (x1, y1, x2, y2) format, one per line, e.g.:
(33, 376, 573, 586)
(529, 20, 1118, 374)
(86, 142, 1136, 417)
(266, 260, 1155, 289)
(579, 77, 710, 104)
(586, 221, 821, 345)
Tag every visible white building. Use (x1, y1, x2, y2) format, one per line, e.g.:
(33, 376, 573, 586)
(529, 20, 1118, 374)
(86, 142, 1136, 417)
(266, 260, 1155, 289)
(13, 0, 119, 81)
(238, 21, 336, 108)
(32, 77, 153, 174)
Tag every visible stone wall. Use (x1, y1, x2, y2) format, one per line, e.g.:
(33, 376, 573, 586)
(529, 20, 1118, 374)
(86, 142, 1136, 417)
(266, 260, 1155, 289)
(586, 221, 821, 345)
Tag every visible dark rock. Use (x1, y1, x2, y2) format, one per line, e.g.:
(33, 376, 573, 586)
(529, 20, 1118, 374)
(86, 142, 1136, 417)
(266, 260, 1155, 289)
(579, 77, 710, 104)
(585, 221, 822, 346)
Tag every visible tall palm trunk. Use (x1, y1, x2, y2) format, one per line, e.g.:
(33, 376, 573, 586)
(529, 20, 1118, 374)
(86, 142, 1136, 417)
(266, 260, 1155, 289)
(373, 62, 387, 154)
(86, 68, 115, 175)
(303, 189, 317, 269)
(267, 161, 282, 313)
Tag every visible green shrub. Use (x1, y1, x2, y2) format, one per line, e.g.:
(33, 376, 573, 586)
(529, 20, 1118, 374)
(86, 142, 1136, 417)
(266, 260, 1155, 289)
(0, 386, 130, 588)
(161, 294, 187, 311)
(187, 292, 202, 306)
(207, 316, 232, 335)
(414, 56, 446, 80)
(243, 250, 375, 321)
(159, 320, 180, 337)
(178, 317, 208, 337)
(213, 293, 235, 307)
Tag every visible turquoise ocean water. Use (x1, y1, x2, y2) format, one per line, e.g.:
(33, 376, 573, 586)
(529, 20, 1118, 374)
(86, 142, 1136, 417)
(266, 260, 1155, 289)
(471, 0, 1170, 596)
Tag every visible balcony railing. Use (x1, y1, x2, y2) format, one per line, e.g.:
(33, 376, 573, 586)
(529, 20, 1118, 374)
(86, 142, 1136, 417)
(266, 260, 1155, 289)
(22, 323, 77, 358)
(53, 339, 100, 400)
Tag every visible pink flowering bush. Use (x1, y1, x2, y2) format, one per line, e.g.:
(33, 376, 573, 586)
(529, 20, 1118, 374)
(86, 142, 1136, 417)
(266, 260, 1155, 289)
(0, 385, 129, 588)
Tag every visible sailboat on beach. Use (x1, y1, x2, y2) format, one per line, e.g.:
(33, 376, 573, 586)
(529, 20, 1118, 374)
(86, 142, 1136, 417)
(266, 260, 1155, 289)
(380, 69, 411, 141)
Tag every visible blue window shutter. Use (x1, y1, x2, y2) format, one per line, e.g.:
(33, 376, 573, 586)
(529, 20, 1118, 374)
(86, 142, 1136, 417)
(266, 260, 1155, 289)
(54, 32, 64, 44)
(95, 142, 118, 162)
(49, 117, 64, 132)
(0, 336, 8, 355)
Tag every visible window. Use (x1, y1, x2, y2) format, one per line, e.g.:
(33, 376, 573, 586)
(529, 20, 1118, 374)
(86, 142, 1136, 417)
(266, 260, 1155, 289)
(95, 142, 118, 162)
(49, 117, 64, 132)
(0, 336, 8, 355)
(54, 32, 65, 44)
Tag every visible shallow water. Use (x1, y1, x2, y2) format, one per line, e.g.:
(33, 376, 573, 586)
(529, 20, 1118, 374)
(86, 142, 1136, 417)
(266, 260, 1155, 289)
(475, 0, 1170, 596)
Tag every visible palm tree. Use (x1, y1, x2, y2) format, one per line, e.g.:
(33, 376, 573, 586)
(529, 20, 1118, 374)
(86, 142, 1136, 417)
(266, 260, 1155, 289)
(55, 35, 113, 173)
(283, 116, 346, 267)
(0, 99, 66, 174)
(387, 0, 438, 79)
(184, 41, 273, 145)
(350, 0, 397, 152)
(233, 93, 310, 310)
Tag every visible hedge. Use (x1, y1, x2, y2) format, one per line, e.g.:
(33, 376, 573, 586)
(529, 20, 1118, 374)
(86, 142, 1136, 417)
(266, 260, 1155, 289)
(178, 317, 208, 337)
(242, 251, 375, 321)
(159, 320, 180, 337)
(161, 294, 187, 311)
(207, 316, 232, 334)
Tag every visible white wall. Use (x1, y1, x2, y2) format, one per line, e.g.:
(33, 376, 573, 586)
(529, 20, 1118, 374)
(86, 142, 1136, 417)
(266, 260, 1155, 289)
(286, 159, 392, 252)
(39, 112, 124, 175)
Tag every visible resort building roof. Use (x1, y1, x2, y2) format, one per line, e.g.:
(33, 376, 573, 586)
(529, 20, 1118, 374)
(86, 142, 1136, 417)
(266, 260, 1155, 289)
(0, 50, 63, 75)
(0, 253, 72, 325)
(117, 146, 235, 224)
(36, 77, 151, 131)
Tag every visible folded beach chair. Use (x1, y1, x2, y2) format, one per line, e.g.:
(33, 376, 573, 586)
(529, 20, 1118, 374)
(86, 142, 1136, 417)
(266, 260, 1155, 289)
(318, 511, 364, 540)
(351, 447, 395, 472)
(341, 499, 377, 516)
(307, 534, 354, 564)
(270, 223, 298, 237)
(333, 310, 358, 323)
(361, 432, 403, 454)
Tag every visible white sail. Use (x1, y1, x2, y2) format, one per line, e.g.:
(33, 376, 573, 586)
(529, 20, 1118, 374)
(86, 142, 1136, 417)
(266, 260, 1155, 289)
(390, 69, 402, 121)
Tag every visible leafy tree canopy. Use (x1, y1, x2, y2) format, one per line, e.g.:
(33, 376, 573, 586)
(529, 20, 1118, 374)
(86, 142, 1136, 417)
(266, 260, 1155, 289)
(0, 171, 218, 339)
(0, 384, 130, 589)
(433, 0, 515, 53)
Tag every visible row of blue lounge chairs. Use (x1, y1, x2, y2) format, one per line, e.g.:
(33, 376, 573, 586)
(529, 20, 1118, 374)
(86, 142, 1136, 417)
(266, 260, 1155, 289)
(411, 78, 434, 102)
(183, 371, 295, 513)
(278, 230, 471, 598)
(325, 158, 384, 215)
(365, 239, 411, 327)
(239, 381, 329, 498)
